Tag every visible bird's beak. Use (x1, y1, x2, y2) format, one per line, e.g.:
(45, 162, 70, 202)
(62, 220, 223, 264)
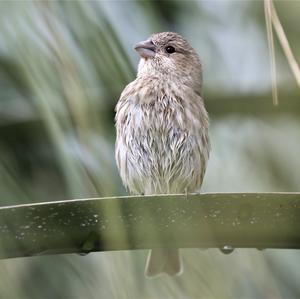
(134, 39, 156, 59)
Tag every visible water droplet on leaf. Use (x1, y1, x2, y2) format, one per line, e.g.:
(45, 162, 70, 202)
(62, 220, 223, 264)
(220, 245, 235, 254)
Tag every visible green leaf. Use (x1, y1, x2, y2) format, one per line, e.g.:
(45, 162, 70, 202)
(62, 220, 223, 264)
(0, 192, 299, 260)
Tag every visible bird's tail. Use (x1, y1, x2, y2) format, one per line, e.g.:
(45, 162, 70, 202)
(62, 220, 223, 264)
(145, 248, 182, 277)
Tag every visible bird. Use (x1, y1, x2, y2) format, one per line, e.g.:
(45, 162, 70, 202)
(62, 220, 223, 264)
(115, 32, 210, 277)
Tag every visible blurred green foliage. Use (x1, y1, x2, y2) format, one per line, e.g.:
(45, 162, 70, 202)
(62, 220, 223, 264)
(0, 1, 300, 298)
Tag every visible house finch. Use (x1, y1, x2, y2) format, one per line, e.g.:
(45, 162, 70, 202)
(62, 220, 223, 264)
(115, 32, 210, 277)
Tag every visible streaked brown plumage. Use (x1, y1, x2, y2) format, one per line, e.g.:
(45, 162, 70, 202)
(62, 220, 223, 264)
(115, 32, 210, 277)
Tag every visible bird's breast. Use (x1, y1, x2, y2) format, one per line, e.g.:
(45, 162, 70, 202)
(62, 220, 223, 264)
(131, 95, 185, 131)
(115, 83, 209, 195)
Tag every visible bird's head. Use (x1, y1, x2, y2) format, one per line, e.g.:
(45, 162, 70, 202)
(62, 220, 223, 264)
(134, 32, 202, 92)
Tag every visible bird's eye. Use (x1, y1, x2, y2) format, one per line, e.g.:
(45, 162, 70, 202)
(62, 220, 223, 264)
(165, 46, 175, 54)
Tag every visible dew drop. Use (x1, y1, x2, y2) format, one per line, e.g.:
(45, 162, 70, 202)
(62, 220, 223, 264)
(220, 245, 235, 254)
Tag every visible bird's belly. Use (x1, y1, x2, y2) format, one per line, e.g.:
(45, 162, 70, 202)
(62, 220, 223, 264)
(133, 131, 198, 194)
(117, 106, 204, 195)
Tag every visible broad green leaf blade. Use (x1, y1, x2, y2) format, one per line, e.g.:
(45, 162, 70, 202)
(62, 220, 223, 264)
(0, 192, 299, 260)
